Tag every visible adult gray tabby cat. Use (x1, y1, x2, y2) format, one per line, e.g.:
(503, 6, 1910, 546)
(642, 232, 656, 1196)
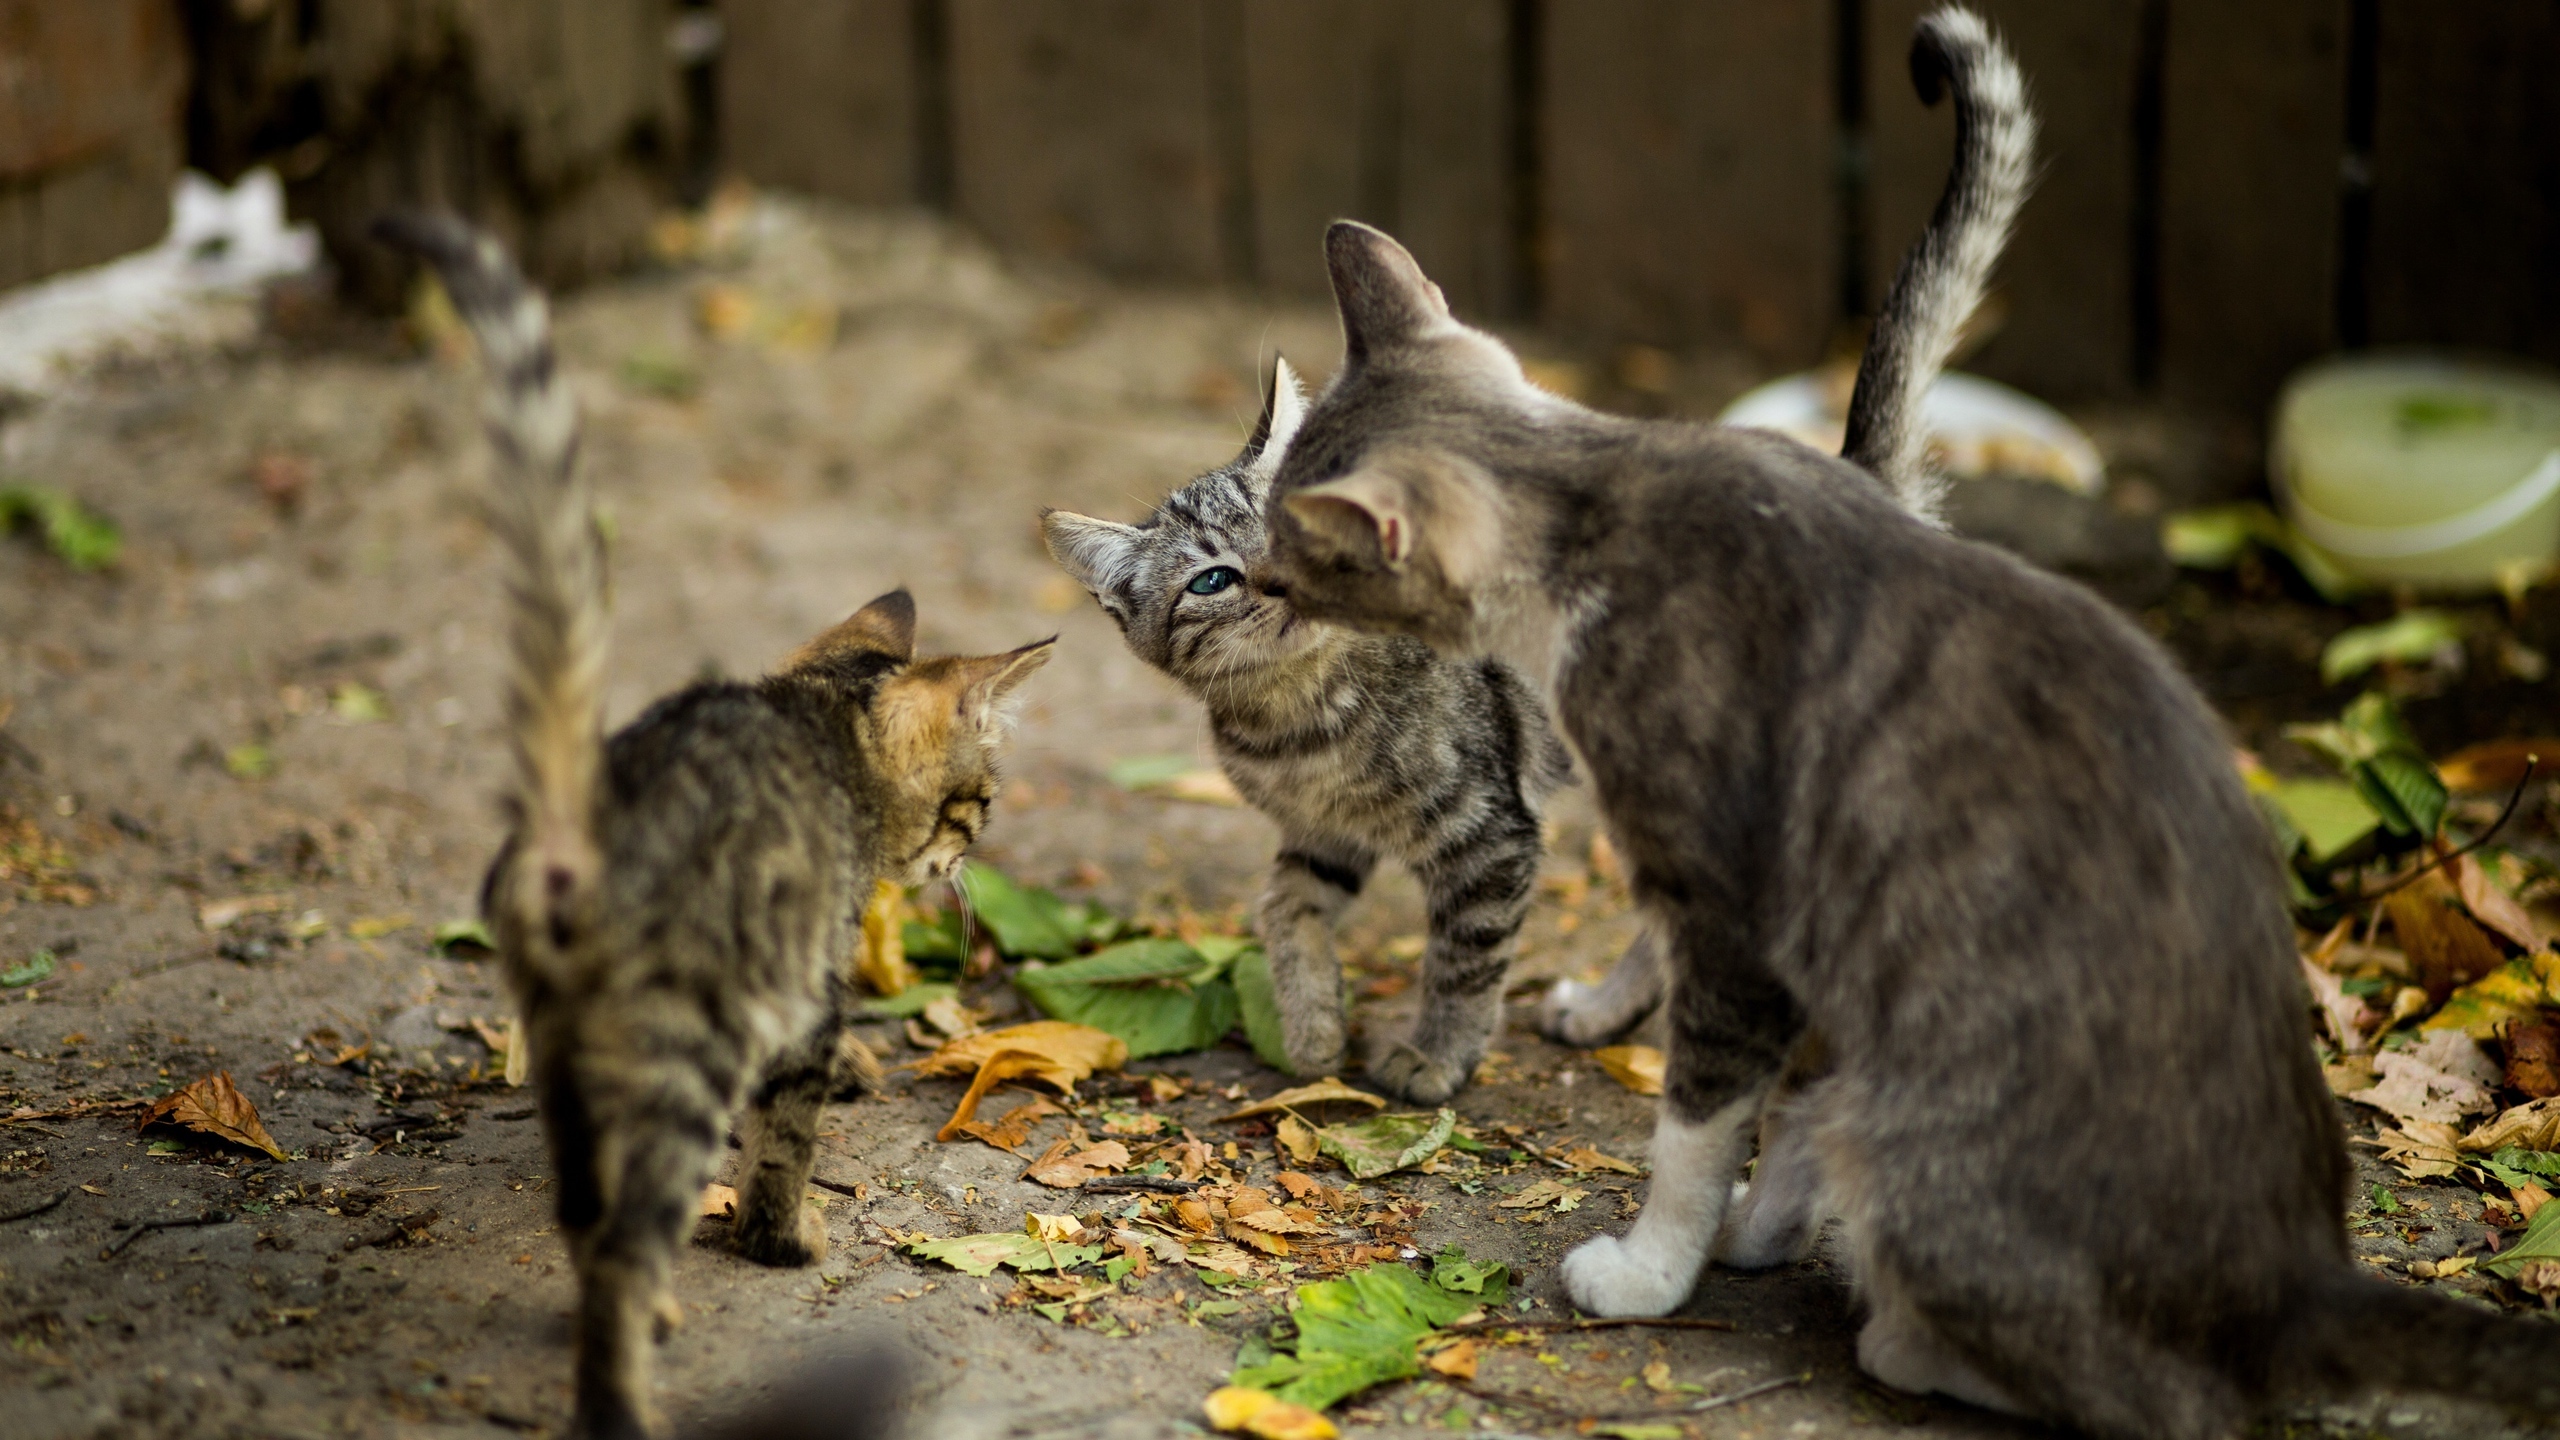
(1036, 1, 2029, 1094)
(1257, 10, 2560, 1439)
(378, 214, 1050, 1440)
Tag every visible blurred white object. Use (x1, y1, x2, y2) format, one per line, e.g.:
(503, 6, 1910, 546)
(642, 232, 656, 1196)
(2273, 353, 2560, 592)
(1718, 368, 2106, 496)
(0, 168, 319, 395)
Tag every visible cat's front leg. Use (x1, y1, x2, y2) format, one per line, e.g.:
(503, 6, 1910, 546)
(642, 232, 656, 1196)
(1376, 813, 1539, 1103)
(1538, 923, 1666, 1047)
(1256, 842, 1374, 1077)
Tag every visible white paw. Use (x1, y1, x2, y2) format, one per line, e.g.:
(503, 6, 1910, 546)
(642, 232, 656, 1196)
(1536, 980, 1597, 1043)
(1560, 1234, 1693, 1318)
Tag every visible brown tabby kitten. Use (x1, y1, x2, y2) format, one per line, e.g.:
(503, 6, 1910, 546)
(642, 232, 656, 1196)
(1255, 11, 2560, 1437)
(377, 214, 1051, 1440)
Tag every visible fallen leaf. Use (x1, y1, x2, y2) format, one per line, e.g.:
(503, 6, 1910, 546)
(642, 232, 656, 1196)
(700, 1183, 738, 1220)
(1222, 1079, 1387, 1122)
(2412, 1254, 2476, 1279)
(1274, 1171, 1323, 1202)
(347, 913, 409, 940)
(921, 995, 984, 1040)
(2514, 1258, 2560, 1307)
(1642, 1360, 1674, 1394)
(2515, 1181, 2553, 1222)
(2454, 854, 2545, 951)
(1315, 1109, 1457, 1181)
(2386, 873, 2507, 1003)
(1592, 1424, 1685, 1440)
(141, 1071, 286, 1160)
(1592, 1045, 1665, 1096)
(1012, 937, 1243, 1059)
(1423, 1338, 1478, 1381)
(906, 1230, 1102, 1277)
(2302, 955, 2376, 1055)
(2424, 952, 2560, 1040)
(198, 895, 288, 932)
(917, 1022, 1128, 1142)
(1227, 1222, 1292, 1256)
(1187, 1242, 1259, 1277)
(1026, 1141, 1131, 1188)
(957, 1095, 1062, 1153)
(1428, 1245, 1509, 1297)
(1497, 1178, 1588, 1212)
(2505, 1017, 2560, 1099)
(0, 949, 57, 988)
(2463, 1097, 2560, 1153)
(1275, 1114, 1319, 1166)
(2346, 1032, 2501, 1126)
(1175, 1197, 1218, 1234)
(2319, 610, 2468, 685)
(1228, 1260, 1504, 1412)
(2482, 1197, 2560, 1283)
(856, 878, 916, 997)
(2437, 738, 2560, 794)
(1203, 1387, 1339, 1439)
(2374, 1121, 2465, 1180)
(1026, 1212, 1085, 1243)
(2323, 1054, 2379, 1095)
(1228, 1206, 1328, 1237)
(1558, 1145, 1644, 1176)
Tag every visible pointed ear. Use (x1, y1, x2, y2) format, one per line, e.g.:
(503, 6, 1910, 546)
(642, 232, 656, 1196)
(1040, 509, 1140, 592)
(1245, 357, 1309, 479)
(784, 588, 916, 668)
(1283, 469, 1415, 570)
(1326, 221, 1452, 360)
(959, 637, 1056, 711)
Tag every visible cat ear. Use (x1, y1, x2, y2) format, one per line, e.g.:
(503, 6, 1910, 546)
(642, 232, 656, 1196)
(1245, 357, 1308, 479)
(1040, 509, 1140, 593)
(786, 588, 916, 667)
(959, 637, 1057, 711)
(1284, 468, 1415, 570)
(1326, 221, 1452, 360)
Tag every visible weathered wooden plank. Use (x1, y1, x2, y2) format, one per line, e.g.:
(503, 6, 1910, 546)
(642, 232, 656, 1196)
(0, 0, 187, 181)
(947, 0, 1225, 283)
(1541, 0, 1834, 365)
(1867, 0, 2143, 400)
(2367, 0, 2560, 367)
(2157, 0, 2347, 414)
(718, 0, 918, 205)
(1242, 0, 1515, 316)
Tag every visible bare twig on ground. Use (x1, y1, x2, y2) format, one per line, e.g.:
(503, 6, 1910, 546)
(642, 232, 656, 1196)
(102, 1208, 234, 1258)
(0, 1187, 67, 1224)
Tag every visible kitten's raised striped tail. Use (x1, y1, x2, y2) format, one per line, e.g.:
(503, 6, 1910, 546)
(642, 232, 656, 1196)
(1841, 6, 2036, 527)
(373, 213, 605, 965)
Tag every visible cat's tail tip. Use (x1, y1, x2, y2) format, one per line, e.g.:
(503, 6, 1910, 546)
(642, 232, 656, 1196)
(2276, 1266, 2560, 1415)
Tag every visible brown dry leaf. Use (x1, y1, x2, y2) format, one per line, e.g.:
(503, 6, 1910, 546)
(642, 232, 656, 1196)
(699, 1182, 738, 1220)
(958, 1096, 1062, 1153)
(2516, 1259, 2560, 1308)
(1226, 1223, 1291, 1256)
(1559, 1144, 1644, 1176)
(2463, 1096, 2560, 1152)
(855, 878, 915, 997)
(2346, 1031, 2501, 1126)
(1228, 1206, 1327, 1237)
(142, 1071, 286, 1159)
(920, 1022, 1128, 1142)
(1642, 1360, 1674, 1394)
(1174, 1197, 1217, 1234)
(1221, 1078, 1386, 1122)
(1592, 1045, 1665, 1096)
(1173, 1135, 1212, 1182)
(1027, 1141, 1131, 1189)
(2302, 956, 2376, 1056)
(1161, 769, 1245, 806)
(1202, 1386, 1339, 1440)
(1275, 1114, 1319, 1166)
(921, 995, 984, 1040)
(2374, 1121, 2464, 1180)
(1498, 1178, 1588, 1211)
(2454, 854, 2546, 952)
(2437, 738, 2560, 794)
(1425, 1338, 1479, 1382)
(2503, 1017, 2560, 1099)
(2513, 1181, 2553, 1221)
(2323, 1055, 2379, 1096)
(198, 895, 288, 932)
(1274, 1171, 1322, 1202)
(1187, 1241, 1258, 1276)
(2385, 872, 2507, 1001)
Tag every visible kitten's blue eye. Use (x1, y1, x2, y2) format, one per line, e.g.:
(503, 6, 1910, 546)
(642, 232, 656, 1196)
(1187, 566, 1242, 596)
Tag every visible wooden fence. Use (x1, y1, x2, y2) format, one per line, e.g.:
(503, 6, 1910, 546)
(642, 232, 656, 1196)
(719, 0, 2560, 424)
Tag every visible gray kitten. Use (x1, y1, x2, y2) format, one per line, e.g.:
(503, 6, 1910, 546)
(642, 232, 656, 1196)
(1042, 369, 1585, 1101)
(379, 215, 1050, 1440)
(1258, 10, 2560, 1439)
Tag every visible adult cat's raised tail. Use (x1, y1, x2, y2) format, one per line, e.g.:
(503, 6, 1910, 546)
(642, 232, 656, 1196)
(1841, 6, 2035, 526)
(374, 212, 607, 962)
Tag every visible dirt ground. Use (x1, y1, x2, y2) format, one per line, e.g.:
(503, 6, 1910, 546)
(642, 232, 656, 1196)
(0, 197, 2553, 1440)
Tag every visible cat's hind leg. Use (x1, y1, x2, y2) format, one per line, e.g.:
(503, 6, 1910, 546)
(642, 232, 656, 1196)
(1257, 841, 1375, 1078)
(734, 1032, 834, 1268)
(1378, 804, 1541, 1102)
(1715, 1030, 1833, 1270)
(1538, 923, 1664, 1047)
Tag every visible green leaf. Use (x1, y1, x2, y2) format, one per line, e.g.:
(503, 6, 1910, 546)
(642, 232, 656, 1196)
(2320, 610, 2468, 685)
(431, 919, 494, 955)
(1229, 1263, 1493, 1412)
(957, 867, 1082, 959)
(2492, 1147, 2560, 1178)
(859, 982, 956, 1019)
(902, 910, 966, 965)
(1106, 754, 1197, 791)
(0, 485, 121, 570)
(2258, 779, 2379, 863)
(0, 949, 58, 988)
(905, 1231, 1102, 1278)
(1428, 1246, 1510, 1302)
(1103, 1254, 1136, 1285)
(2368, 1184, 2401, 1215)
(1012, 938, 1240, 1059)
(2156, 502, 2361, 600)
(617, 347, 701, 399)
(1229, 946, 1292, 1072)
(2480, 1196, 2560, 1279)
(2285, 694, 2446, 839)
(1593, 1426, 1685, 1440)
(1316, 1109, 1458, 1181)
(2358, 751, 2447, 839)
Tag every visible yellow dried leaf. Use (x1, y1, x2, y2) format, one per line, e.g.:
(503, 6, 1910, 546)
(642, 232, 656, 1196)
(856, 878, 915, 997)
(1227, 1223, 1291, 1256)
(2454, 854, 2545, 951)
(1274, 1171, 1322, 1202)
(1161, 768, 1245, 806)
(1227, 1206, 1325, 1236)
(2513, 1181, 2552, 1221)
(1174, 1197, 1217, 1234)
(2461, 1096, 2560, 1153)
(1203, 1387, 1338, 1439)
(700, 1183, 738, 1220)
(920, 1022, 1127, 1142)
(957, 1096, 1061, 1153)
(1275, 1114, 1319, 1165)
(1425, 1338, 1479, 1381)
(1186, 1241, 1258, 1276)
(1642, 1360, 1673, 1393)
(197, 895, 287, 932)
(1221, 1077, 1387, 1121)
(1592, 1045, 1665, 1096)
(1026, 1141, 1132, 1189)
(1025, 1212, 1083, 1243)
(141, 1071, 286, 1160)
(1559, 1145, 1644, 1176)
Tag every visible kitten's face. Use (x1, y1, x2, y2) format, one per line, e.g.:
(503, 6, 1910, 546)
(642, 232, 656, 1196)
(1042, 361, 1327, 688)
(783, 590, 1054, 884)
(1262, 224, 1551, 655)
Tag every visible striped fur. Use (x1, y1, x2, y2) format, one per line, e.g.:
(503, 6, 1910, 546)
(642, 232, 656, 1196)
(381, 214, 1051, 1440)
(1043, 360, 1593, 1102)
(1839, 7, 2035, 526)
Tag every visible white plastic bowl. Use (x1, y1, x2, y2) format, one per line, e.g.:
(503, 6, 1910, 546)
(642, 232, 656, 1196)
(1717, 369, 2106, 495)
(2272, 354, 2560, 591)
